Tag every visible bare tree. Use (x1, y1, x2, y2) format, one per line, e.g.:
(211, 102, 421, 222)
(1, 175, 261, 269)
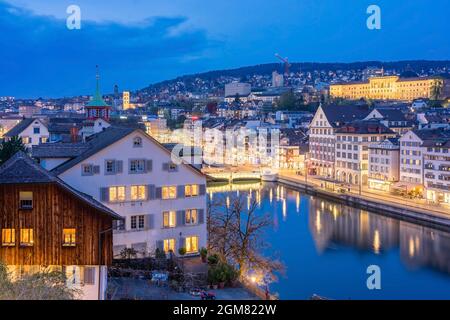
(208, 193, 284, 279)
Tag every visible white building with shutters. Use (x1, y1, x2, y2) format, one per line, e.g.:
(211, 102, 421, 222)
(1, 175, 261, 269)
(34, 127, 207, 258)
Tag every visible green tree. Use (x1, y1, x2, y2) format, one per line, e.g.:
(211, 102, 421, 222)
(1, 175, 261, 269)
(0, 137, 26, 165)
(277, 90, 303, 110)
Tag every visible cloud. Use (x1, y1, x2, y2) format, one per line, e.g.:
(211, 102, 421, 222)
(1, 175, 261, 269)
(0, 1, 215, 97)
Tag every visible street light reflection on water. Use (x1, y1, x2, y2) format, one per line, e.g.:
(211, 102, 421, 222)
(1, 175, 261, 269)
(207, 181, 450, 299)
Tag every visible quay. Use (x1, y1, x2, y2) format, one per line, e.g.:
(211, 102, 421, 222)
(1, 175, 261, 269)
(204, 168, 450, 231)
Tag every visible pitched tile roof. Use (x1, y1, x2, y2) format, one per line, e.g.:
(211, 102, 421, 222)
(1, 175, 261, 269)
(32, 143, 90, 158)
(0, 151, 123, 220)
(321, 104, 370, 127)
(4, 118, 35, 137)
(51, 126, 135, 175)
(335, 120, 396, 135)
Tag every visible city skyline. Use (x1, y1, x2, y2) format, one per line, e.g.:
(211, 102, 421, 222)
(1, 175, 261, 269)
(1, 0, 450, 97)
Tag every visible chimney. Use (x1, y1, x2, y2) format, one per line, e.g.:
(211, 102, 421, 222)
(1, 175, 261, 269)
(70, 126, 79, 143)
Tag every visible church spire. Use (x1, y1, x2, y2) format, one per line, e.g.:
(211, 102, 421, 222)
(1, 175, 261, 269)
(86, 65, 110, 108)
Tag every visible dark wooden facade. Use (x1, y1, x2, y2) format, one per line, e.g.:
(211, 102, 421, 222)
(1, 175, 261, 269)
(0, 183, 113, 266)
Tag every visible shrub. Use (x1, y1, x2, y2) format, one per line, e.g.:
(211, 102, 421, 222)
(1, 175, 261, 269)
(207, 254, 219, 265)
(178, 247, 186, 256)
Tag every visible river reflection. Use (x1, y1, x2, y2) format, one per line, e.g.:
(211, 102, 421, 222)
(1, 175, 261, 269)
(207, 182, 450, 299)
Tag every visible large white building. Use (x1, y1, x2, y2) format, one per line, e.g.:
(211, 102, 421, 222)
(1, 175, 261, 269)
(368, 138, 400, 192)
(33, 127, 207, 258)
(334, 120, 396, 186)
(399, 130, 426, 188)
(422, 132, 450, 204)
(224, 82, 251, 99)
(309, 104, 370, 177)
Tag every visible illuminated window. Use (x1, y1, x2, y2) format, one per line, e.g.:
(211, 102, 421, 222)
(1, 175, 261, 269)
(162, 211, 176, 228)
(109, 186, 125, 202)
(185, 184, 199, 197)
(185, 236, 199, 253)
(131, 185, 147, 201)
(1, 229, 15, 246)
(163, 239, 175, 253)
(63, 229, 76, 247)
(19, 191, 33, 209)
(185, 209, 198, 225)
(162, 186, 177, 200)
(20, 229, 34, 246)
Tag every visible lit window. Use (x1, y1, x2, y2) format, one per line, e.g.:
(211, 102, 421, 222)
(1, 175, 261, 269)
(1, 229, 15, 246)
(131, 185, 147, 201)
(130, 215, 145, 230)
(20, 229, 34, 246)
(185, 236, 199, 253)
(185, 184, 199, 197)
(19, 191, 33, 209)
(63, 229, 76, 247)
(163, 211, 176, 228)
(163, 239, 175, 253)
(109, 186, 125, 202)
(162, 186, 177, 200)
(185, 209, 198, 225)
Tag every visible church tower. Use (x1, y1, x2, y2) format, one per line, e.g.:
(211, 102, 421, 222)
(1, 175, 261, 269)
(85, 66, 111, 121)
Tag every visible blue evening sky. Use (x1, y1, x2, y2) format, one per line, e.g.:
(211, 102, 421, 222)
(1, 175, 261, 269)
(1, 0, 449, 98)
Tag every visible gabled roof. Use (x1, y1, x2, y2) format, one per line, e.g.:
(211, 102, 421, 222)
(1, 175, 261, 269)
(33, 143, 90, 158)
(320, 104, 370, 128)
(51, 127, 135, 175)
(373, 108, 408, 122)
(0, 152, 122, 220)
(50, 126, 205, 178)
(335, 120, 395, 135)
(4, 118, 42, 137)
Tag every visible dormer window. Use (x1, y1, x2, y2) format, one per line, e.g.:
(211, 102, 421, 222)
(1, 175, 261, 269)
(19, 191, 33, 209)
(133, 137, 142, 148)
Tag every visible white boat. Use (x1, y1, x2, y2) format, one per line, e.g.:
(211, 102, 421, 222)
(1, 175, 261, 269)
(261, 169, 278, 182)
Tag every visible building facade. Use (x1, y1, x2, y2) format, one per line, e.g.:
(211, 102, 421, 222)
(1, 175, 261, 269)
(368, 138, 400, 192)
(334, 120, 396, 186)
(0, 152, 122, 300)
(45, 127, 208, 259)
(330, 76, 444, 101)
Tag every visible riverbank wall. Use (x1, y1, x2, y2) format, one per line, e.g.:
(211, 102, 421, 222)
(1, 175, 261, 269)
(278, 176, 450, 232)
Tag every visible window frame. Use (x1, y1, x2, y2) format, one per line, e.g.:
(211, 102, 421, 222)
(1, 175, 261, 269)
(185, 236, 199, 254)
(162, 211, 176, 228)
(185, 184, 199, 197)
(130, 185, 147, 201)
(20, 228, 34, 247)
(1, 228, 15, 246)
(19, 191, 33, 210)
(62, 228, 76, 247)
(185, 209, 198, 225)
(161, 186, 177, 200)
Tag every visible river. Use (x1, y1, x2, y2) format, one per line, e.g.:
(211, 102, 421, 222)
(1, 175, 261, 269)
(207, 181, 450, 300)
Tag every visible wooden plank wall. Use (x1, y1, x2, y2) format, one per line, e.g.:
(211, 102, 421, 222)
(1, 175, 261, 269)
(0, 183, 113, 266)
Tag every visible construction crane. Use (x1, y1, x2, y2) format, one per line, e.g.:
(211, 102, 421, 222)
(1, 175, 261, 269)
(275, 53, 291, 76)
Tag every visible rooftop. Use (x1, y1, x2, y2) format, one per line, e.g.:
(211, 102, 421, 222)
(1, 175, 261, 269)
(0, 151, 122, 220)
